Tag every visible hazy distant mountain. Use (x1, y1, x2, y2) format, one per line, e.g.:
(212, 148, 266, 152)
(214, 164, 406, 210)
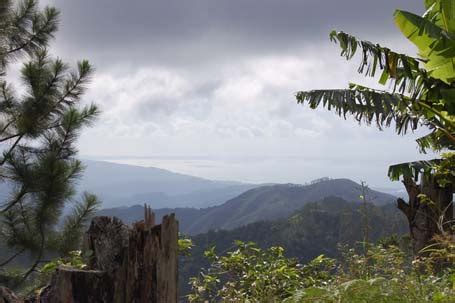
(77, 160, 258, 208)
(0, 160, 258, 209)
(372, 187, 406, 197)
(99, 178, 397, 235)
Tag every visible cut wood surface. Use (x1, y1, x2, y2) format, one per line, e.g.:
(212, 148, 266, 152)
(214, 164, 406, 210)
(25, 205, 178, 303)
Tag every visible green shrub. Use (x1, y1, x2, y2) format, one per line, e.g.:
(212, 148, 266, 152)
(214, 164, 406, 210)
(189, 240, 455, 302)
(188, 241, 335, 302)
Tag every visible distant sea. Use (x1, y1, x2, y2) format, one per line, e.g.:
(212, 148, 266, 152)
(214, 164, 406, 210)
(83, 155, 404, 194)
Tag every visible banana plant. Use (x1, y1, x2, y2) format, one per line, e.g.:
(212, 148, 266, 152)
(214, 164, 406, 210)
(296, 0, 455, 253)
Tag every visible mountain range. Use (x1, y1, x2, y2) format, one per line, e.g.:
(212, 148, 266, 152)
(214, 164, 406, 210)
(0, 159, 407, 294)
(78, 160, 260, 208)
(0, 160, 258, 209)
(0, 160, 400, 235)
(98, 178, 398, 235)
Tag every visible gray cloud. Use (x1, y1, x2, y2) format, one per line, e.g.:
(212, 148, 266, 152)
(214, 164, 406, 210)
(35, 0, 434, 187)
(45, 0, 423, 69)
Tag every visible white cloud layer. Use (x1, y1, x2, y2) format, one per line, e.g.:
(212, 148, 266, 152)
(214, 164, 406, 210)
(76, 44, 436, 187)
(34, 0, 435, 187)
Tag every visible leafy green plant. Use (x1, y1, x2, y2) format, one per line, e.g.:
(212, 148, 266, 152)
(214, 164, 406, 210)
(295, 0, 455, 254)
(3, 250, 92, 297)
(188, 241, 335, 302)
(291, 243, 454, 303)
(40, 250, 88, 274)
(189, 239, 455, 302)
(178, 236, 194, 257)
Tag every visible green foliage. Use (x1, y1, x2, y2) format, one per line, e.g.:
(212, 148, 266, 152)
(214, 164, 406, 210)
(0, 0, 59, 74)
(285, 275, 454, 303)
(296, 0, 455, 264)
(421, 231, 455, 265)
(296, 0, 455, 181)
(190, 240, 455, 302)
(178, 236, 194, 257)
(188, 241, 335, 302)
(19, 250, 90, 297)
(285, 242, 455, 303)
(394, 6, 455, 84)
(40, 250, 88, 274)
(179, 198, 408, 296)
(432, 152, 455, 186)
(387, 159, 439, 181)
(56, 193, 101, 256)
(0, 0, 100, 288)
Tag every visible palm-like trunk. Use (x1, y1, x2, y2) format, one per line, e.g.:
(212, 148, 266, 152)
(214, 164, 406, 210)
(397, 175, 453, 254)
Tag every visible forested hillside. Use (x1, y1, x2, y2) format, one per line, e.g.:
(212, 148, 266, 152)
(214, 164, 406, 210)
(99, 178, 396, 235)
(179, 197, 408, 296)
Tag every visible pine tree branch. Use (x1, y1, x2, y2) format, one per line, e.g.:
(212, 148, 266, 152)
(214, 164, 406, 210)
(2, 4, 59, 57)
(0, 134, 23, 165)
(15, 226, 45, 286)
(9, 0, 36, 31)
(0, 2, 99, 288)
(53, 67, 86, 107)
(0, 133, 21, 142)
(0, 187, 27, 213)
(58, 193, 100, 254)
(25, 62, 86, 119)
(0, 59, 92, 150)
(0, 120, 14, 135)
(0, 248, 25, 267)
(19, 200, 32, 234)
(55, 126, 71, 157)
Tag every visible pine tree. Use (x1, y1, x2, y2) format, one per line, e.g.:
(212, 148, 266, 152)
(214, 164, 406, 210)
(0, 0, 100, 287)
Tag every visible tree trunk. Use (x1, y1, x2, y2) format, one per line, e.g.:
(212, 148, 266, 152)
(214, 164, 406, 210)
(35, 269, 114, 303)
(397, 175, 453, 254)
(27, 206, 179, 303)
(0, 286, 19, 303)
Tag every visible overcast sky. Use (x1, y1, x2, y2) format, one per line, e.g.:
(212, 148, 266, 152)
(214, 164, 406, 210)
(38, 0, 432, 187)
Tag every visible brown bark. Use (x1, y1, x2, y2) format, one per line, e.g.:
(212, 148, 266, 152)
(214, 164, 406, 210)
(26, 206, 179, 303)
(33, 268, 114, 303)
(397, 175, 454, 254)
(0, 286, 19, 303)
(124, 212, 178, 303)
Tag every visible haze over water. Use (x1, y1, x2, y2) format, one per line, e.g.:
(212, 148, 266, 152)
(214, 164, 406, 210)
(85, 155, 408, 191)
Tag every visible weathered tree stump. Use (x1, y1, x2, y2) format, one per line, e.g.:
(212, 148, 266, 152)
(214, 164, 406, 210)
(36, 268, 114, 303)
(0, 286, 19, 303)
(32, 205, 178, 303)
